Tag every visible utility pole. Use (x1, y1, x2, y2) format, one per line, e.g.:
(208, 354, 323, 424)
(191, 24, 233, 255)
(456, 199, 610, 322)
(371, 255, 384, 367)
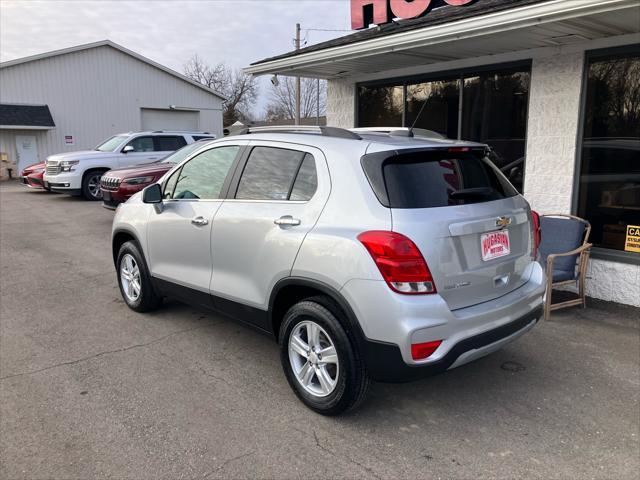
(295, 23, 301, 125)
(316, 78, 320, 125)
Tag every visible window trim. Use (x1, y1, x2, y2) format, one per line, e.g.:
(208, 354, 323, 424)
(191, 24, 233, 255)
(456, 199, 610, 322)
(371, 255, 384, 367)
(571, 44, 640, 265)
(230, 146, 318, 203)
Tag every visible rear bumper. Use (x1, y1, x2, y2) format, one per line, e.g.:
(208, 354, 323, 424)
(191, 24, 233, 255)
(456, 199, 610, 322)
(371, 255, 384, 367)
(341, 260, 545, 375)
(364, 306, 541, 382)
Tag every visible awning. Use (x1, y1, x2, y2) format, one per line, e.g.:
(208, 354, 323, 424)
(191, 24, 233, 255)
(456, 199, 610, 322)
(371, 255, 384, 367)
(245, 0, 640, 79)
(0, 104, 55, 130)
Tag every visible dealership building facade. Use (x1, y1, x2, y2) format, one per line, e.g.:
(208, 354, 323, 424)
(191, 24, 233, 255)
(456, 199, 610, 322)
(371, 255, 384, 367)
(247, 0, 640, 306)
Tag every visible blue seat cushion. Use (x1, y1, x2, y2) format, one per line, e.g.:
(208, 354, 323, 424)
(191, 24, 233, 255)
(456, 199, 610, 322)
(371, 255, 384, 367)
(539, 216, 584, 282)
(551, 268, 576, 282)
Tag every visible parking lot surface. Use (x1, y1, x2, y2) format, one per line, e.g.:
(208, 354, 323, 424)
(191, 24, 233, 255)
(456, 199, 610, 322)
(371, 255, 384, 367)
(1, 181, 639, 479)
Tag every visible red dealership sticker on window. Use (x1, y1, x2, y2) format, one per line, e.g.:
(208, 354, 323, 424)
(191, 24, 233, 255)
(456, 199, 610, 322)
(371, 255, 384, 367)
(481, 230, 510, 261)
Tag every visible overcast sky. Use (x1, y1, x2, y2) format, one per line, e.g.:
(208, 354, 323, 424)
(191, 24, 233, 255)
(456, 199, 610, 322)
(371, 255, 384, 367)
(0, 0, 352, 116)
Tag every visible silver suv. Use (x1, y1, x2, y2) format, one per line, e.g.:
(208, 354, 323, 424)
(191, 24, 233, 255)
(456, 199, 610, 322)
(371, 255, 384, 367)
(111, 126, 545, 415)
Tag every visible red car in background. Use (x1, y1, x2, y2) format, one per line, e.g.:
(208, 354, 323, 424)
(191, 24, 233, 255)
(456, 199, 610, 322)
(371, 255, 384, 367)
(19, 162, 50, 190)
(100, 140, 213, 209)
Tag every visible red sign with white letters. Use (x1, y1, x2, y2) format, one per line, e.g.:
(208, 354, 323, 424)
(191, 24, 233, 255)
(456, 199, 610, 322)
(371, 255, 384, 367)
(351, 0, 474, 30)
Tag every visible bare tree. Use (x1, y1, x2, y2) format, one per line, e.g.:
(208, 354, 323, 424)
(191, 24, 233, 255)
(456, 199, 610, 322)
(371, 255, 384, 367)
(184, 54, 258, 125)
(264, 76, 326, 122)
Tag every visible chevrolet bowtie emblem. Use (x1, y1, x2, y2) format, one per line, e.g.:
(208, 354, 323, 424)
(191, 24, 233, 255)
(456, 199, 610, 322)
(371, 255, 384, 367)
(496, 216, 512, 229)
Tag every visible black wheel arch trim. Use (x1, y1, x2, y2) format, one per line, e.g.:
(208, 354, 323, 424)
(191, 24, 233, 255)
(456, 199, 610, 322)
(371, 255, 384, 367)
(268, 277, 368, 350)
(111, 227, 143, 266)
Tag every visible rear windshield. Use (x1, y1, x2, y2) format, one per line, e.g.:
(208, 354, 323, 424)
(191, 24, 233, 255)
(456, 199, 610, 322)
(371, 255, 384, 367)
(362, 150, 518, 208)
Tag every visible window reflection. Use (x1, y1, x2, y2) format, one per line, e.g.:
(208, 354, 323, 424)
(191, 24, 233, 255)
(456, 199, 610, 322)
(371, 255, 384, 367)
(577, 51, 640, 253)
(462, 71, 530, 192)
(406, 79, 459, 139)
(356, 65, 531, 193)
(357, 85, 403, 127)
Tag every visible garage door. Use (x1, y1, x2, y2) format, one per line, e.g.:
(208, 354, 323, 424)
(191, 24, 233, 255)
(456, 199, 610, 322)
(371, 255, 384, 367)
(141, 108, 200, 131)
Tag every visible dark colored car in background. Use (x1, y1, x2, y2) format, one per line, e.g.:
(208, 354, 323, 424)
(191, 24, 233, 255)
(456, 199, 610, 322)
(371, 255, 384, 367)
(19, 162, 50, 190)
(100, 139, 213, 209)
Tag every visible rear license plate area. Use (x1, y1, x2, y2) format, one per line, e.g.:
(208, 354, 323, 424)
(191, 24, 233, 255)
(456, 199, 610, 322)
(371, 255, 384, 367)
(481, 230, 510, 261)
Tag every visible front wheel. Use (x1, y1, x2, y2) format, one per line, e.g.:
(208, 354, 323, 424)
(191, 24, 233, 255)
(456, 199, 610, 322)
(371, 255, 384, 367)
(81, 170, 106, 200)
(279, 297, 370, 415)
(116, 241, 162, 312)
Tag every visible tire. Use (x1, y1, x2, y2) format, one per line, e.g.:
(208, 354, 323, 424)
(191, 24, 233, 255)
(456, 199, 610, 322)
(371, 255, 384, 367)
(116, 241, 162, 312)
(81, 169, 106, 200)
(279, 296, 370, 415)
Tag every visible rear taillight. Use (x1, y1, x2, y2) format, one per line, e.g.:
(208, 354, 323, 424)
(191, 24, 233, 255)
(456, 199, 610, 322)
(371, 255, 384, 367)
(357, 231, 436, 294)
(531, 210, 541, 259)
(411, 340, 442, 360)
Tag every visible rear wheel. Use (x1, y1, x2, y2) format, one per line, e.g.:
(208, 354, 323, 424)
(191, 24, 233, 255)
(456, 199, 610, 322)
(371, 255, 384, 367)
(116, 241, 161, 312)
(82, 170, 106, 200)
(279, 297, 370, 415)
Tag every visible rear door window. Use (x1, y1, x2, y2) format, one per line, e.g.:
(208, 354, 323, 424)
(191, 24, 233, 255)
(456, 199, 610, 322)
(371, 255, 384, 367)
(155, 136, 187, 151)
(235, 147, 316, 201)
(363, 150, 518, 208)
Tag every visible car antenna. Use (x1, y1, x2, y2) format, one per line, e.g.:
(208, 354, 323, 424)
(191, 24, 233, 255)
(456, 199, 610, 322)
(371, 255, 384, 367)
(407, 98, 429, 138)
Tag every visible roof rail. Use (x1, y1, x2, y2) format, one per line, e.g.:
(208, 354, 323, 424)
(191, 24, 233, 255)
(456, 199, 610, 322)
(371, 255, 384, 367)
(151, 130, 211, 134)
(233, 125, 362, 140)
(350, 127, 445, 140)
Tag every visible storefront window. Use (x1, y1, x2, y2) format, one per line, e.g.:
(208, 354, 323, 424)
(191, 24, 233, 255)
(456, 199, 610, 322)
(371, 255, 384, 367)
(462, 70, 530, 192)
(357, 85, 403, 127)
(576, 49, 640, 255)
(356, 63, 531, 193)
(406, 79, 459, 139)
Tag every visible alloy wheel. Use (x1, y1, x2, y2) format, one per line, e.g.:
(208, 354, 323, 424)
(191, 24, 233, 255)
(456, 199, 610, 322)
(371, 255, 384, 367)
(120, 254, 141, 302)
(87, 174, 103, 199)
(288, 320, 339, 397)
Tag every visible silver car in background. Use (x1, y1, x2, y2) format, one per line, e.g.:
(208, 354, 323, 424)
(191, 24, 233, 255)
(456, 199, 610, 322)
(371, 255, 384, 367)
(111, 126, 545, 415)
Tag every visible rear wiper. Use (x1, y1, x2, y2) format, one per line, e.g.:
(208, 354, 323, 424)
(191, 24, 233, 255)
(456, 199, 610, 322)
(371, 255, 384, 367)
(449, 187, 494, 198)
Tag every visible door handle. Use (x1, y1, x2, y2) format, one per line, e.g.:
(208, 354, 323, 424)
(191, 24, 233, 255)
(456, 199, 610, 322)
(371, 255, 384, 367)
(274, 215, 301, 227)
(191, 216, 209, 226)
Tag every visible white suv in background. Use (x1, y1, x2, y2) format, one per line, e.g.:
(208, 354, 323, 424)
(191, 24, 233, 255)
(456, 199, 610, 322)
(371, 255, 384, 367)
(44, 131, 215, 200)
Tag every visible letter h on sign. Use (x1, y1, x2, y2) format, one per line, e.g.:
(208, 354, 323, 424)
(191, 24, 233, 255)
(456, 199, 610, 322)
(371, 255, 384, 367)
(351, 0, 474, 30)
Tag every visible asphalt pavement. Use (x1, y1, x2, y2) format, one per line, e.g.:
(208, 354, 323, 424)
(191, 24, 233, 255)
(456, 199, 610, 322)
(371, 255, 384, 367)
(1, 181, 638, 479)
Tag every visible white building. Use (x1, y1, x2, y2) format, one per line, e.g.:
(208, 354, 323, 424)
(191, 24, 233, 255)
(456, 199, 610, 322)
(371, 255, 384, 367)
(0, 40, 224, 177)
(247, 0, 640, 306)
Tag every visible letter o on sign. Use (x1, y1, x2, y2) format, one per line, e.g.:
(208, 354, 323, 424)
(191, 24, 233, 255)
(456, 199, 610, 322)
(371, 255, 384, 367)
(444, 0, 474, 5)
(390, 0, 431, 19)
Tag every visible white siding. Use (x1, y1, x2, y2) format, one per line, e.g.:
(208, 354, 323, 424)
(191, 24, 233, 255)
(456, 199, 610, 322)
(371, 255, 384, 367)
(0, 45, 223, 164)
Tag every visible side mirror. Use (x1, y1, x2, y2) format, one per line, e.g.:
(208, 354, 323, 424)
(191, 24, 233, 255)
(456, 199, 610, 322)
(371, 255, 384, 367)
(142, 183, 162, 204)
(122, 145, 134, 153)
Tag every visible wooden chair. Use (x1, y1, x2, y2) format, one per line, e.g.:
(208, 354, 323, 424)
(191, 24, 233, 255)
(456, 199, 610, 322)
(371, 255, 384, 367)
(539, 214, 592, 320)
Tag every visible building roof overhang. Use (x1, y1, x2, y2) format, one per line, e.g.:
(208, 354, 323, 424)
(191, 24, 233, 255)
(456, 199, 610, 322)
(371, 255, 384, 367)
(0, 104, 55, 130)
(245, 0, 640, 79)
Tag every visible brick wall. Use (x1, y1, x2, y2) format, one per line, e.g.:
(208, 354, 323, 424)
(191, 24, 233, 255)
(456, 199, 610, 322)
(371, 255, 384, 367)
(327, 79, 355, 128)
